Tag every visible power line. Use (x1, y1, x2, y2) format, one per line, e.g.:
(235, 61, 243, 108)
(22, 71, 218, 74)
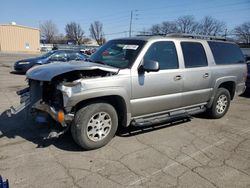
(137, 0, 249, 13)
(137, 5, 250, 21)
(135, 7, 250, 27)
(104, 31, 129, 36)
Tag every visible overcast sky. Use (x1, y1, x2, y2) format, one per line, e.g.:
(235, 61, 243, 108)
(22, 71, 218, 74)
(0, 0, 249, 39)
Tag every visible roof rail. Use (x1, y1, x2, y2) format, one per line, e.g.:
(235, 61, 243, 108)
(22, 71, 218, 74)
(166, 33, 227, 41)
(136, 34, 165, 37)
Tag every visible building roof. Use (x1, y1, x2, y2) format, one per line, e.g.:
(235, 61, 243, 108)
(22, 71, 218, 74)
(0, 24, 39, 31)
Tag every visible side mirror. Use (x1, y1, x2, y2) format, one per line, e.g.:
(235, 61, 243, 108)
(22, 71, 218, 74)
(139, 60, 160, 73)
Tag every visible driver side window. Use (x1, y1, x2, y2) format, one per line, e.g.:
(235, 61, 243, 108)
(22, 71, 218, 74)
(50, 52, 67, 61)
(144, 41, 179, 70)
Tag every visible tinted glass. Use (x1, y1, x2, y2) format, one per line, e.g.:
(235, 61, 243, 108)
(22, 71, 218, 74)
(208, 41, 245, 64)
(50, 52, 67, 60)
(67, 52, 85, 61)
(90, 40, 146, 68)
(41, 50, 55, 58)
(181, 42, 208, 68)
(144, 41, 179, 70)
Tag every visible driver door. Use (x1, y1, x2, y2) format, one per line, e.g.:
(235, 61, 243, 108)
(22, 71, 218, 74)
(131, 41, 183, 117)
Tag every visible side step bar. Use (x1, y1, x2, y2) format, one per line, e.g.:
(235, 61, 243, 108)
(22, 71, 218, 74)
(131, 106, 206, 127)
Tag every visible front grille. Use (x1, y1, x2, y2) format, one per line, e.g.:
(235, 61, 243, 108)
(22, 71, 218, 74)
(29, 80, 63, 110)
(42, 82, 63, 110)
(29, 80, 42, 106)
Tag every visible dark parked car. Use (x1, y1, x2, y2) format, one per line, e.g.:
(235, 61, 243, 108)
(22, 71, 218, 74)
(14, 50, 88, 73)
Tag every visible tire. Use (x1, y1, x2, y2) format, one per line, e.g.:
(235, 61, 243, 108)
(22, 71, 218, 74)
(71, 102, 118, 150)
(207, 88, 231, 119)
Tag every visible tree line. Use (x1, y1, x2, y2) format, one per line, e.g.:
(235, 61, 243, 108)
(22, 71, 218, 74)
(40, 20, 105, 45)
(40, 16, 250, 45)
(142, 15, 250, 44)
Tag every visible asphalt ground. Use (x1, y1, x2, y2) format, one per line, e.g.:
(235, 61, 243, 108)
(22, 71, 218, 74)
(0, 53, 250, 188)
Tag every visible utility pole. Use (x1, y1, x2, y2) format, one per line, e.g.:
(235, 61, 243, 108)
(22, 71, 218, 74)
(129, 10, 138, 37)
(129, 11, 133, 37)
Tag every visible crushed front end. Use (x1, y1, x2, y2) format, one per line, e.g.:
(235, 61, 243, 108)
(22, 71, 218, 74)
(29, 79, 74, 127)
(7, 79, 75, 138)
(8, 61, 119, 138)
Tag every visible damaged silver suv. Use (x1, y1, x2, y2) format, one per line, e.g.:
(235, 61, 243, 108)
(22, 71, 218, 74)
(12, 34, 247, 150)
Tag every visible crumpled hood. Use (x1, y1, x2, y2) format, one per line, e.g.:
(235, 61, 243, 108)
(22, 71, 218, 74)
(26, 61, 119, 81)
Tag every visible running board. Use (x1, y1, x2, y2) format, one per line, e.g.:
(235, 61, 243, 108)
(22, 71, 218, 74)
(131, 106, 206, 127)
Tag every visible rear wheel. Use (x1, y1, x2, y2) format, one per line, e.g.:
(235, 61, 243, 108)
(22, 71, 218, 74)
(71, 102, 118, 150)
(207, 88, 231, 119)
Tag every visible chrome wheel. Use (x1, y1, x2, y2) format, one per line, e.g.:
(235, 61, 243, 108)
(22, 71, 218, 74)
(86, 112, 112, 142)
(216, 94, 228, 114)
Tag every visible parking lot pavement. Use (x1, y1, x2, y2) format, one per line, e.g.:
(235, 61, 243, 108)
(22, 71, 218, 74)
(0, 54, 250, 188)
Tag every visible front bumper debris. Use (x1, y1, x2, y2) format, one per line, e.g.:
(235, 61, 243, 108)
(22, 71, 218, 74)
(32, 100, 74, 127)
(6, 88, 30, 117)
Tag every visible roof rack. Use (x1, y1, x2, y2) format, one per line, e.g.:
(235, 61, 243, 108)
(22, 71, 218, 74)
(166, 33, 227, 41)
(136, 34, 166, 37)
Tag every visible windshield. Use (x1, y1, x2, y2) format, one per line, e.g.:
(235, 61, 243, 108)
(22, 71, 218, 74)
(40, 51, 55, 58)
(89, 39, 146, 69)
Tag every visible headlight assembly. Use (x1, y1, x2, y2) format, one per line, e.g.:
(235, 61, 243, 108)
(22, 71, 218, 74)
(18, 61, 30, 65)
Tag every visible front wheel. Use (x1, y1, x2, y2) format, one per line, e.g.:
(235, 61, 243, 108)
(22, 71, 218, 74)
(207, 88, 231, 119)
(71, 102, 118, 150)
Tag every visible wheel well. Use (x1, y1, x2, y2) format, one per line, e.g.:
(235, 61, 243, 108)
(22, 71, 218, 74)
(74, 95, 127, 127)
(218, 81, 236, 100)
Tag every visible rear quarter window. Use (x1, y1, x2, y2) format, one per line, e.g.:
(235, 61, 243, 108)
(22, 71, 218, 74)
(208, 41, 245, 64)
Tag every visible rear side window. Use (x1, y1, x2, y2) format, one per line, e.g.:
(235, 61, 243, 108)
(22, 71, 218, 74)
(208, 41, 244, 64)
(144, 41, 179, 70)
(181, 42, 208, 68)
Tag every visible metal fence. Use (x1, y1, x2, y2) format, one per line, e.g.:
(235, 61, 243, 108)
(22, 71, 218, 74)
(40, 44, 99, 52)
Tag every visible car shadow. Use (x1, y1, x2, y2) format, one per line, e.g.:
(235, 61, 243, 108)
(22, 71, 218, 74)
(9, 71, 25, 75)
(0, 106, 83, 152)
(116, 118, 191, 137)
(240, 90, 250, 98)
(0, 104, 193, 151)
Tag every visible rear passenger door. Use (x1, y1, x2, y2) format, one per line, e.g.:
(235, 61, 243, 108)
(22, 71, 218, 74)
(181, 42, 213, 106)
(131, 41, 183, 117)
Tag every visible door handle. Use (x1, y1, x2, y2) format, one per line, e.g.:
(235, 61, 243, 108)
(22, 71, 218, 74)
(203, 73, 209, 78)
(174, 75, 182, 81)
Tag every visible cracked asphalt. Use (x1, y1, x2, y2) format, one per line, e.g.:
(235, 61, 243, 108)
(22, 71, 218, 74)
(0, 53, 250, 188)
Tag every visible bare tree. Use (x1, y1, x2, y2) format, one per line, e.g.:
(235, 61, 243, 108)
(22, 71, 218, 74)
(54, 33, 67, 44)
(137, 28, 151, 36)
(65, 22, 84, 45)
(89, 21, 105, 45)
(233, 22, 250, 43)
(161, 21, 178, 34)
(176, 15, 198, 34)
(150, 24, 162, 35)
(198, 16, 226, 36)
(40, 20, 58, 43)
